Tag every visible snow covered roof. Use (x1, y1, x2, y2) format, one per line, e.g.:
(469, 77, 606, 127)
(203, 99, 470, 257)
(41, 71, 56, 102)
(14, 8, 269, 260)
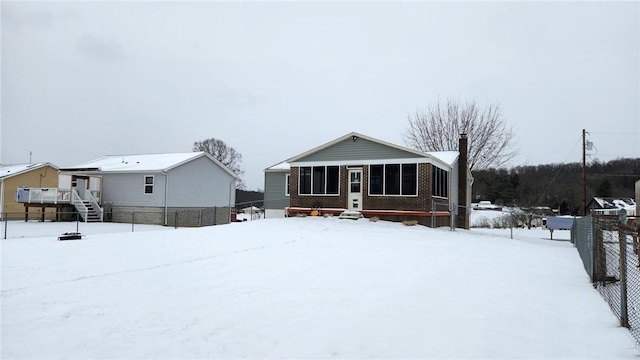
(425, 151, 459, 167)
(265, 161, 290, 171)
(591, 197, 636, 210)
(0, 163, 58, 180)
(68, 152, 239, 178)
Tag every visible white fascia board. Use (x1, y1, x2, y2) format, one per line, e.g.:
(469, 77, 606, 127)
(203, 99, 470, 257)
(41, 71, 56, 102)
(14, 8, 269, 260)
(291, 157, 452, 170)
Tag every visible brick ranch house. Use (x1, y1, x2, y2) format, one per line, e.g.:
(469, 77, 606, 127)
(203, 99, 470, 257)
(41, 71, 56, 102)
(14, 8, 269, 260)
(264, 132, 472, 228)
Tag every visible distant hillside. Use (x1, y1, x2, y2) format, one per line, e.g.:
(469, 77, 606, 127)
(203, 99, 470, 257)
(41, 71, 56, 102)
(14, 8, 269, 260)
(236, 189, 264, 208)
(472, 158, 640, 215)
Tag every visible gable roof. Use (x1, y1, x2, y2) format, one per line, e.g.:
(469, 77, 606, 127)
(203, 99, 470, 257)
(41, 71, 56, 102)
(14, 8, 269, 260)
(67, 152, 239, 178)
(0, 163, 59, 180)
(282, 132, 459, 169)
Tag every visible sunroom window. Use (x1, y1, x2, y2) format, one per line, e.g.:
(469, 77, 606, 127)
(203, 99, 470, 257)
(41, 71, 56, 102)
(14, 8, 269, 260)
(431, 165, 448, 198)
(369, 164, 418, 196)
(299, 166, 340, 195)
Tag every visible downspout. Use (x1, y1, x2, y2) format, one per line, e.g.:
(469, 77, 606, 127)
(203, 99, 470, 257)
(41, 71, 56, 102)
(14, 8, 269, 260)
(162, 171, 169, 226)
(228, 177, 234, 224)
(0, 179, 4, 220)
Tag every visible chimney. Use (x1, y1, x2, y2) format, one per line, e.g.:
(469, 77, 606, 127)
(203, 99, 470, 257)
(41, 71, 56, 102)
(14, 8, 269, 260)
(457, 134, 470, 229)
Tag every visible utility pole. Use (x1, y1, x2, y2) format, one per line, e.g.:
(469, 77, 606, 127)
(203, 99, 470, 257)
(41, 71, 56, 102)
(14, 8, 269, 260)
(582, 129, 587, 216)
(29, 151, 32, 164)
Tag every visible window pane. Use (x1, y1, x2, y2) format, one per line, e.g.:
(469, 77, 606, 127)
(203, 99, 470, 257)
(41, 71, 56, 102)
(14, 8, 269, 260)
(313, 166, 325, 194)
(145, 176, 154, 185)
(402, 164, 417, 195)
(385, 164, 400, 195)
(431, 165, 448, 197)
(145, 185, 153, 194)
(370, 165, 383, 195)
(300, 167, 311, 194)
(326, 166, 339, 194)
(286, 174, 290, 196)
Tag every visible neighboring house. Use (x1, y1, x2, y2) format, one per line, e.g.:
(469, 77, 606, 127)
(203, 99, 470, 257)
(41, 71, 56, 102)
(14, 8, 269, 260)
(264, 132, 473, 229)
(587, 197, 637, 216)
(0, 163, 59, 220)
(60, 152, 239, 226)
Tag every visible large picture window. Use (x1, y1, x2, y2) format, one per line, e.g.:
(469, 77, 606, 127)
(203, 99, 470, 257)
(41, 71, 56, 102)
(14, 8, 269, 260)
(432, 165, 449, 198)
(299, 166, 340, 195)
(369, 164, 418, 196)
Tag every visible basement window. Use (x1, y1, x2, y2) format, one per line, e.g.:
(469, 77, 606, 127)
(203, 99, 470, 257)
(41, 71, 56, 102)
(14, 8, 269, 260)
(144, 175, 154, 194)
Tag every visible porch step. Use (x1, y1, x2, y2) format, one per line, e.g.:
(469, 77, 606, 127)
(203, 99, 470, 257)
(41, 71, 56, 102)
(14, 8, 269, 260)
(338, 210, 362, 220)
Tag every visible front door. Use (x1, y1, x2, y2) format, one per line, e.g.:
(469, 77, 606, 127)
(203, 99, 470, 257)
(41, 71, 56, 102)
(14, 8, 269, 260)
(348, 168, 363, 211)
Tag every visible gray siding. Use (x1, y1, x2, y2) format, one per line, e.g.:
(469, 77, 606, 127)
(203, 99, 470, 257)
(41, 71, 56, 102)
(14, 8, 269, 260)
(101, 173, 167, 207)
(264, 171, 290, 210)
(100, 155, 235, 209)
(167, 155, 236, 207)
(297, 138, 422, 162)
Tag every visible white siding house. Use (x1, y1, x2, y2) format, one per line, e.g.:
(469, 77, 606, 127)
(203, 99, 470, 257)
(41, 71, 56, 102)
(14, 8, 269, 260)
(64, 152, 238, 226)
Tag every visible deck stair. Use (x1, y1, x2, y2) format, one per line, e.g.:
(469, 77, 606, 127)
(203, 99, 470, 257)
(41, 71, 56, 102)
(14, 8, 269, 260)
(82, 200, 102, 222)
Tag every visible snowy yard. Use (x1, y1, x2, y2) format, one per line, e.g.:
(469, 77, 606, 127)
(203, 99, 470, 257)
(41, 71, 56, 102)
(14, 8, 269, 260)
(1, 217, 637, 359)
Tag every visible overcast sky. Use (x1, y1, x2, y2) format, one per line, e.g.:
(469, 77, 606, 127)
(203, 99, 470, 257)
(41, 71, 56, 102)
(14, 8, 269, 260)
(2, 1, 638, 191)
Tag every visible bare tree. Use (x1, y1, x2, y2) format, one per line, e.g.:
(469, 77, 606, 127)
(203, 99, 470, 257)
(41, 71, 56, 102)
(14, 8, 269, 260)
(403, 98, 518, 171)
(193, 138, 246, 189)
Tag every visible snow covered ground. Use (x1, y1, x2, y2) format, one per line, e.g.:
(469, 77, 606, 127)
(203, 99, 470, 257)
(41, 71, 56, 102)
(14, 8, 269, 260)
(1, 217, 637, 359)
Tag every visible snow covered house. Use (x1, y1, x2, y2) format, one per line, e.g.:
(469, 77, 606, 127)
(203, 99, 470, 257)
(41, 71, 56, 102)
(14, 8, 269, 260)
(587, 197, 637, 216)
(56, 152, 239, 226)
(264, 132, 473, 229)
(0, 163, 59, 220)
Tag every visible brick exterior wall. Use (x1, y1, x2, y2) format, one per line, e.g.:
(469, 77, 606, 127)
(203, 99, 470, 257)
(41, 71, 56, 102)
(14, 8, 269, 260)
(289, 166, 348, 209)
(290, 164, 453, 227)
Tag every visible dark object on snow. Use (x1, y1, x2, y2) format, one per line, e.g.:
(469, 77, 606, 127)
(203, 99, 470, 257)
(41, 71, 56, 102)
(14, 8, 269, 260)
(58, 232, 83, 241)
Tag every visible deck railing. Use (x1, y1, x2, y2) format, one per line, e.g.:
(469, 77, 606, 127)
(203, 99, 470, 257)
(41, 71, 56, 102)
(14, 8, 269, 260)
(86, 190, 103, 222)
(16, 188, 71, 204)
(71, 188, 89, 222)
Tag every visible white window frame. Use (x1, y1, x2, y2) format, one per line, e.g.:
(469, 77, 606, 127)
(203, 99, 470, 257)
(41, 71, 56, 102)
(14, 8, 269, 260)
(368, 163, 419, 197)
(285, 174, 290, 196)
(144, 175, 154, 195)
(298, 166, 341, 196)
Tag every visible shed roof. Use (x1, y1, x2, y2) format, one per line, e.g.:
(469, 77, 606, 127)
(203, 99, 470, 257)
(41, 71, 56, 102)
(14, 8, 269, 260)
(0, 163, 59, 180)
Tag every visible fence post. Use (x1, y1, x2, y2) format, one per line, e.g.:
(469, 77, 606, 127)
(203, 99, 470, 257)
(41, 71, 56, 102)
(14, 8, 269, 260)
(132, 212, 135, 232)
(198, 210, 202, 227)
(76, 212, 79, 233)
(509, 209, 513, 239)
(213, 207, 217, 226)
(174, 211, 178, 229)
(619, 227, 630, 327)
(4, 216, 7, 240)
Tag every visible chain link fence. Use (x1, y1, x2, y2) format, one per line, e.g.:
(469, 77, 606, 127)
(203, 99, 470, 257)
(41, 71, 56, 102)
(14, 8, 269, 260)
(572, 214, 640, 344)
(1, 207, 231, 240)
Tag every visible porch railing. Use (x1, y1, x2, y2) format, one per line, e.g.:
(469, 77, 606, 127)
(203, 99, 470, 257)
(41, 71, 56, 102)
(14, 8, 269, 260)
(16, 188, 71, 204)
(71, 188, 89, 222)
(86, 190, 103, 222)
